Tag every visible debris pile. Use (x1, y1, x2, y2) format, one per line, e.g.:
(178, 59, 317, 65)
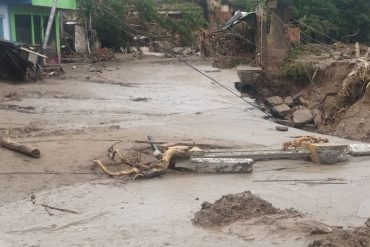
(0, 39, 34, 81)
(93, 143, 194, 179)
(309, 218, 370, 247)
(192, 191, 298, 227)
(90, 48, 115, 62)
(198, 28, 255, 68)
(264, 95, 316, 129)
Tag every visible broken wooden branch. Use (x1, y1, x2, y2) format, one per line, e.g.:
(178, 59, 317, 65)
(93, 145, 192, 179)
(0, 137, 40, 158)
(41, 204, 79, 214)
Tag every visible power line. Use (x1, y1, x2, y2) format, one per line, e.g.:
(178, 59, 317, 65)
(99, 6, 270, 116)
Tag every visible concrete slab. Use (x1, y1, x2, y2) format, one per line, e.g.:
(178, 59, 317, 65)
(176, 157, 254, 173)
(303, 143, 349, 164)
(348, 143, 370, 156)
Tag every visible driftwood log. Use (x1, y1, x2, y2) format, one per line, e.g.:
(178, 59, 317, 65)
(0, 137, 41, 158)
(93, 145, 191, 179)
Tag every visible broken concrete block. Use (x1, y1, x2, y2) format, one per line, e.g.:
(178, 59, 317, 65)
(284, 96, 294, 106)
(303, 143, 349, 164)
(348, 143, 370, 156)
(293, 109, 314, 127)
(265, 96, 284, 107)
(176, 158, 254, 173)
(272, 103, 292, 118)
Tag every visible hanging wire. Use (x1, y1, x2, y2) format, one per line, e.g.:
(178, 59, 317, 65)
(99, 6, 271, 116)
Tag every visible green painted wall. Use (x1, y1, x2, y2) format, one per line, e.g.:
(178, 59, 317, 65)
(10, 6, 61, 62)
(32, 0, 77, 10)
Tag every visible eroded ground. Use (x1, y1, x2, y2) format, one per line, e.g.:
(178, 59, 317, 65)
(1, 55, 370, 246)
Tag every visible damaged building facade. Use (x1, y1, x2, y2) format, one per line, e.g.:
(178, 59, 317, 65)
(0, 0, 78, 63)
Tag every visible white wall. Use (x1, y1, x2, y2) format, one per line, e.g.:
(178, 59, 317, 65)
(0, 4, 10, 40)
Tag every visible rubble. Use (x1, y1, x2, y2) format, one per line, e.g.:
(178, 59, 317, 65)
(265, 96, 285, 107)
(272, 103, 292, 118)
(284, 96, 294, 106)
(192, 191, 292, 227)
(309, 218, 370, 247)
(0, 39, 34, 81)
(293, 109, 314, 127)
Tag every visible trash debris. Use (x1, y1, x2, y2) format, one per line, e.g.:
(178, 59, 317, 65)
(90, 48, 115, 62)
(309, 218, 370, 247)
(0, 39, 35, 81)
(282, 136, 329, 151)
(93, 143, 193, 179)
(0, 137, 41, 158)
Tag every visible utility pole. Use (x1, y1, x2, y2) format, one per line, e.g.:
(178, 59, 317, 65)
(37, 0, 59, 66)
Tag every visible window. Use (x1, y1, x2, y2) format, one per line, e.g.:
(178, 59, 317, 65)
(15, 14, 32, 43)
(33, 15, 42, 44)
(0, 17, 4, 39)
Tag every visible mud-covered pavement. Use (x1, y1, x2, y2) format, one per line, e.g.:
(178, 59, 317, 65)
(1, 55, 370, 246)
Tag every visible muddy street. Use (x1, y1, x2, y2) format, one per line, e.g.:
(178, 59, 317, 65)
(1, 55, 370, 246)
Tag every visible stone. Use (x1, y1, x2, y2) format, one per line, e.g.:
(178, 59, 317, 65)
(276, 126, 289, 131)
(293, 109, 314, 127)
(272, 103, 292, 118)
(265, 96, 284, 107)
(298, 97, 308, 106)
(284, 96, 294, 106)
(303, 143, 349, 164)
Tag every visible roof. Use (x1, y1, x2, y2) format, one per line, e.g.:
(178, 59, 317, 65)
(0, 0, 77, 10)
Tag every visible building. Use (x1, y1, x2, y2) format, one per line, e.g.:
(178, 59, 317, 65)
(0, 0, 77, 63)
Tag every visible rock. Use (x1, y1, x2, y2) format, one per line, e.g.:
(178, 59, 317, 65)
(298, 97, 308, 106)
(272, 103, 291, 118)
(298, 105, 307, 110)
(284, 96, 294, 106)
(293, 109, 314, 127)
(265, 96, 284, 107)
(276, 126, 289, 131)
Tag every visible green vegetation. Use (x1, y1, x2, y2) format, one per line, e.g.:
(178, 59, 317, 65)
(77, 0, 206, 50)
(280, 61, 315, 86)
(231, 0, 370, 42)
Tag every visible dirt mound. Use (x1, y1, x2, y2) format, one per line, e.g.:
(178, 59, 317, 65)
(192, 191, 297, 227)
(309, 219, 370, 247)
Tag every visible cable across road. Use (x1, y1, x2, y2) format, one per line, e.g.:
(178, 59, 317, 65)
(100, 6, 270, 116)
